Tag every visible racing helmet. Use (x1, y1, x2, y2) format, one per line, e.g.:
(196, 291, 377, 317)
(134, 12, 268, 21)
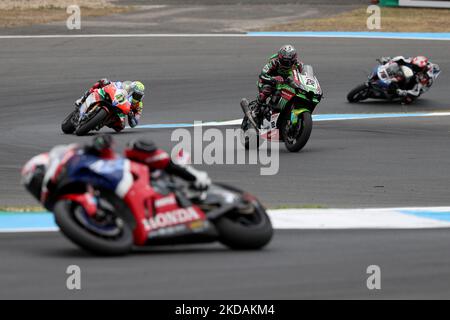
(130, 81, 145, 102)
(278, 45, 298, 68)
(124, 139, 158, 164)
(411, 56, 429, 70)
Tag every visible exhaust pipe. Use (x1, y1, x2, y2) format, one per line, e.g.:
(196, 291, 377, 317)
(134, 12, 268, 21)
(240, 98, 259, 132)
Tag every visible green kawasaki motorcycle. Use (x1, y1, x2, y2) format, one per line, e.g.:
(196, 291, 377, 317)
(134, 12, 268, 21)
(241, 65, 322, 152)
(240, 65, 323, 152)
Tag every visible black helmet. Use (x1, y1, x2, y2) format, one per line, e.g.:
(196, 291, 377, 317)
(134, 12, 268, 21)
(124, 138, 158, 163)
(278, 44, 298, 68)
(126, 138, 157, 153)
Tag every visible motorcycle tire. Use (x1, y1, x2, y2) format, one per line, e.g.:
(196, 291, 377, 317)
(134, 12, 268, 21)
(347, 84, 369, 103)
(61, 111, 77, 134)
(283, 111, 312, 153)
(54, 199, 133, 256)
(216, 204, 273, 250)
(75, 108, 108, 136)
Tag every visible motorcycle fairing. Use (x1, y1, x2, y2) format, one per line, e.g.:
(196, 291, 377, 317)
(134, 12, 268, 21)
(64, 154, 131, 194)
(79, 92, 102, 118)
(260, 112, 280, 141)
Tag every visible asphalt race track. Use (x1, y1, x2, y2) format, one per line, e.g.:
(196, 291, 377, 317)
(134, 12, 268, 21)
(1, 36, 450, 207)
(2, 228, 450, 299)
(1, 36, 450, 299)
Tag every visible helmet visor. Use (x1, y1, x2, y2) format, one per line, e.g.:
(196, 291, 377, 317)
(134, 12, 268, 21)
(132, 91, 144, 101)
(280, 58, 294, 68)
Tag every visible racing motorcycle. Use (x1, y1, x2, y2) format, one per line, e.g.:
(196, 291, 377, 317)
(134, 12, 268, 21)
(240, 65, 322, 152)
(21, 146, 273, 255)
(61, 88, 130, 136)
(347, 60, 440, 104)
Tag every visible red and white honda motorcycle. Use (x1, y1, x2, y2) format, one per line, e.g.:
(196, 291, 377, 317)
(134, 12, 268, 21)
(21, 143, 273, 255)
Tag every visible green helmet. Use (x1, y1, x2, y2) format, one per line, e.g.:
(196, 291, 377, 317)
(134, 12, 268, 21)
(122, 81, 145, 101)
(130, 81, 145, 102)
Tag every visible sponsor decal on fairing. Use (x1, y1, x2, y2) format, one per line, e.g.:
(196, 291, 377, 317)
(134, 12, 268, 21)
(154, 195, 177, 208)
(143, 206, 203, 232)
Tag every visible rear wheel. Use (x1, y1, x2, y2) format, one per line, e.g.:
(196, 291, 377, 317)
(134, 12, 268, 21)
(215, 204, 273, 250)
(347, 84, 369, 103)
(75, 108, 108, 136)
(53, 195, 133, 255)
(61, 110, 76, 134)
(282, 111, 312, 152)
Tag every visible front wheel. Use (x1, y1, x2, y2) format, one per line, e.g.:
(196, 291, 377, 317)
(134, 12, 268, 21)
(53, 198, 133, 255)
(75, 108, 108, 136)
(215, 204, 273, 250)
(61, 110, 77, 134)
(282, 111, 313, 153)
(347, 84, 369, 103)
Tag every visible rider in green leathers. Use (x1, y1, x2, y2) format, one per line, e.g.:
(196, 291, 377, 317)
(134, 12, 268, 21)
(255, 44, 303, 118)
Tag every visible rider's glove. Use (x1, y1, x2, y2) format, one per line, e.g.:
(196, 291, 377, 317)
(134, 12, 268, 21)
(396, 89, 407, 97)
(186, 166, 211, 191)
(75, 98, 83, 107)
(128, 112, 138, 128)
(273, 76, 284, 84)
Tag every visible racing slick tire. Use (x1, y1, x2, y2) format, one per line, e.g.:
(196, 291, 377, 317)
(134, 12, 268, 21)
(75, 108, 108, 136)
(215, 204, 273, 250)
(61, 111, 77, 134)
(54, 199, 133, 256)
(347, 84, 369, 103)
(283, 111, 313, 153)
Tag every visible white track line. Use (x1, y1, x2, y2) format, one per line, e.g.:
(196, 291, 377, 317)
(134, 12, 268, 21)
(0, 34, 248, 39)
(269, 208, 450, 229)
(2, 207, 450, 233)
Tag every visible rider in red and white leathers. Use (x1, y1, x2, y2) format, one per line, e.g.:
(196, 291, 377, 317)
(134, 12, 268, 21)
(379, 56, 441, 103)
(21, 135, 211, 209)
(124, 138, 211, 191)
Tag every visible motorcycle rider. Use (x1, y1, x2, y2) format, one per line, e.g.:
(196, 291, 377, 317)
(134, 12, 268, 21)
(84, 135, 211, 190)
(22, 134, 119, 206)
(379, 56, 440, 103)
(255, 44, 303, 119)
(375, 61, 413, 97)
(124, 138, 211, 191)
(22, 135, 211, 207)
(84, 135, 211, 191)
(75, 78, 145, 131)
